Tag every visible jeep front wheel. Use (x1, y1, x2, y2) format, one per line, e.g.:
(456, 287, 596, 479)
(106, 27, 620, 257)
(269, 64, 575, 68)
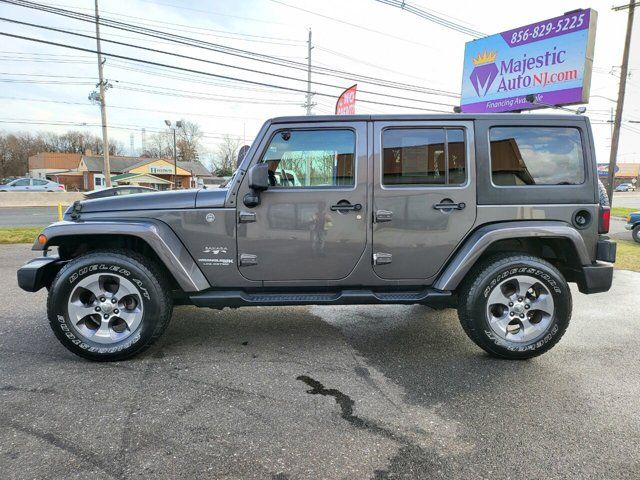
(632, 225, 640, 243)
(47, 250, 173, 361)
(457, 254, 571, 359)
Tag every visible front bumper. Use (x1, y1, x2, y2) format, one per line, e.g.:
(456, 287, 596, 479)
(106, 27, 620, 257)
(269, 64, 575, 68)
(17, 256, 65, 292)
(625, 223, 634, 230)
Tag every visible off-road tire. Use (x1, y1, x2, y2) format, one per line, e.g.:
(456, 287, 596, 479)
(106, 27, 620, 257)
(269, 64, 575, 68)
(598, 179, 609, 206)
(633, 225, 640, 243)
(47, 249, 173, 361)
(457, 253, 571, 360)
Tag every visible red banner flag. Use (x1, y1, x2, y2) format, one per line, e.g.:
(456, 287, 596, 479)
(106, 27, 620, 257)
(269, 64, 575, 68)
(335, 84, 357, 115)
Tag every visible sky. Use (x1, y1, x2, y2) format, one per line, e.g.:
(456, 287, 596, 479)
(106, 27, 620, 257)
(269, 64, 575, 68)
(0, 0, 638, 166)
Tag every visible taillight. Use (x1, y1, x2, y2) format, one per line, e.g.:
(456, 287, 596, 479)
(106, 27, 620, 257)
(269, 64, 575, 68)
(58, 185, 65, 190)
(599, 206, 610, 234)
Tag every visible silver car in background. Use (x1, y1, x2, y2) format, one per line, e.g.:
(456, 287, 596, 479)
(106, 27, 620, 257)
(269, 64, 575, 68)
(0, 177, 66, 192)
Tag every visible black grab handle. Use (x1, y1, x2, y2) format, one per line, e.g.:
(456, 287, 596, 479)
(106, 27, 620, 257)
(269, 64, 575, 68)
(330, 203, 362, 212)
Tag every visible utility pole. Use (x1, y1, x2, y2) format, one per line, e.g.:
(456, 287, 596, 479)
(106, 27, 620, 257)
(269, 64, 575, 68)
(606, 0, 636, 202)
(165, 120, 183, 189)
(94, 0, 111, 187)
(304, 28, 315, 115)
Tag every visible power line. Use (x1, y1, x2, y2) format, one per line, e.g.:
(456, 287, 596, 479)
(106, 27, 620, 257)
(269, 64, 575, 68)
(0, 0, 460, 98)
(374, 0, 485, 37)
(267, 0, 437, 49)
(0, 14, 458, 106)
(35, 0, 295, 28)
(0, 95, 266, 120)
(0, 31, 450, 113)
(0, 13, 456, 108)
(0, 56, 308, 97)
(0, 117, 246, 139)
(315, 46, 434, 85)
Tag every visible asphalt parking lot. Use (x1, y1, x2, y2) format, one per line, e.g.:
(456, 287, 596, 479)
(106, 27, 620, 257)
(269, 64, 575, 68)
(1, 244, 639, 479)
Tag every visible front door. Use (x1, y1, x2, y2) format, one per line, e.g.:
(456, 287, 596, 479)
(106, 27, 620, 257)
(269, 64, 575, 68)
(372, 121, 476, 280)
(236, 122, 368, 282)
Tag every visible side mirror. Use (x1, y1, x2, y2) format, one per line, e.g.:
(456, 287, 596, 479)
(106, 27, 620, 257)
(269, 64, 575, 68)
(247, 163, 270, 191)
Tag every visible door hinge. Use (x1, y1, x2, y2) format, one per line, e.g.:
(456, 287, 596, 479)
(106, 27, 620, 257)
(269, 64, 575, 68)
(373, 252, 392, 265)
(239, 253, 258, 266)
(238, 211, 257, 223)
(375, 210, 393, 223)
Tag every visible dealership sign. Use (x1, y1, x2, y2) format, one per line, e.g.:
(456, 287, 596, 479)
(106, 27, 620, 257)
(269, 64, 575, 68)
(460, 9, 597, 113)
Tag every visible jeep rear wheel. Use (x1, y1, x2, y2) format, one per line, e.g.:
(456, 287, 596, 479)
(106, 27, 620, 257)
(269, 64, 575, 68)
(457, 254, 571, 359)
(47, 250, 172, 361)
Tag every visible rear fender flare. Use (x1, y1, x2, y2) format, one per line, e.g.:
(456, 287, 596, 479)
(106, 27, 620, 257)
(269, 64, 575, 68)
(433, 221, 591, 291)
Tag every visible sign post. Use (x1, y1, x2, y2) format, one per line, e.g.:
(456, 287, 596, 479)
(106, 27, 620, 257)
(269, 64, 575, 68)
(460, 9, 597, 113)
(335, 84, 357, 115)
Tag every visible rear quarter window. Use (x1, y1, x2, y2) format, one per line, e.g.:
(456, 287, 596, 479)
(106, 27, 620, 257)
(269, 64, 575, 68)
(490, 126, 585, 186)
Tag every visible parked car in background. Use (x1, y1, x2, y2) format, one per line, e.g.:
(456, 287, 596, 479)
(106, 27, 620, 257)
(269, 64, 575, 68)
(625, 211, 640, 242)
(615, 183, 636, 192)
(0, 177, 65, 191)
(83, 186, 157, 199)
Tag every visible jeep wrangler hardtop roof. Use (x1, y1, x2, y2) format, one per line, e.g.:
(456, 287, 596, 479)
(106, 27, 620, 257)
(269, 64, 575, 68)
(268, 113, 588, 124)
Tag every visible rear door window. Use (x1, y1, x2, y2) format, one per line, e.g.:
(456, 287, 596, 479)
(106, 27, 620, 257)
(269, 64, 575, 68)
(382, 128, 467, 186)
(490, 127, 585, 186)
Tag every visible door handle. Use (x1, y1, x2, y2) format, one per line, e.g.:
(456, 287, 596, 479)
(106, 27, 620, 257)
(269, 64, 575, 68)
(330, 202, 362, 212)
(433, 201, 466, 211)
(238, 211, 256, 223)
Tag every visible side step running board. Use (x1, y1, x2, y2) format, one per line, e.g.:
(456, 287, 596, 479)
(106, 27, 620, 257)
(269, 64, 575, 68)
(189, 288, 452, 309)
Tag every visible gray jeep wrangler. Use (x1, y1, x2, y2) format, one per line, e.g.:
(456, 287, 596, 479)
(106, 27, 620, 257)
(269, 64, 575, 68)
(17, 114, 616, 361)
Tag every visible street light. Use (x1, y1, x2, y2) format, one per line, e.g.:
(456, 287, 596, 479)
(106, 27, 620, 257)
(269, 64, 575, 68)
(165, 120, 183, 190)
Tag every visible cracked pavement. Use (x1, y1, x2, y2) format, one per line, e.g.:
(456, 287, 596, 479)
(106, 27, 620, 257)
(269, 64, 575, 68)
(1, 244, 639, 479)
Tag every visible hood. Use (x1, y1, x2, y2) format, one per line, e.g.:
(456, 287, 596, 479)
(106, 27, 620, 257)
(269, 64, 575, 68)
(67, 187, 230, 216)
(75, 189, 199, 214)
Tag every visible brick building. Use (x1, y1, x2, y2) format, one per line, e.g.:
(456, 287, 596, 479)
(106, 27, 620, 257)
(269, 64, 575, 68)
(28, 151, 214, 191)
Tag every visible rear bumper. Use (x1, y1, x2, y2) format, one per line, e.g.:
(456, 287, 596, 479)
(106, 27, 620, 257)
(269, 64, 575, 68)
(596, 237, 617, 263)
(576, 262, 614, 294)
(17, 256, 65, 292)
(574, 237, 616, 294)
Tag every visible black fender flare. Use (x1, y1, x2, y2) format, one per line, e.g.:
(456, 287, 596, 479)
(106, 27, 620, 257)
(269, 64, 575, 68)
(33, 220, 210, 292)
(433, 221, 591, 291)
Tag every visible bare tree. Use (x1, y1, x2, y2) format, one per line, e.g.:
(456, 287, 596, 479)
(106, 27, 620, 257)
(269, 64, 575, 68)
(144, 131, 172, 158)
(212, 134, 241, 176)
(0, 130, 122, 179)
(176, 120, 203, 162)
(143, 120, 204, 162)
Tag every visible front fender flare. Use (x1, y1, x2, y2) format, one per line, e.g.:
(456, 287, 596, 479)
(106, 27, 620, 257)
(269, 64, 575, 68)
(33, 220, 210, 292)
(433, 221, 591, 291)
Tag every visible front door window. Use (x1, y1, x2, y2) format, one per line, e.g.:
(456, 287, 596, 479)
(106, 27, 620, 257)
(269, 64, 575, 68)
(261, 129, 355, 188)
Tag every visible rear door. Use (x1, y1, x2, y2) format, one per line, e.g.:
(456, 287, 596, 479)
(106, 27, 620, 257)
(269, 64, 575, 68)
(372, 120, 476, 280)
(236, 121, 368, 282)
